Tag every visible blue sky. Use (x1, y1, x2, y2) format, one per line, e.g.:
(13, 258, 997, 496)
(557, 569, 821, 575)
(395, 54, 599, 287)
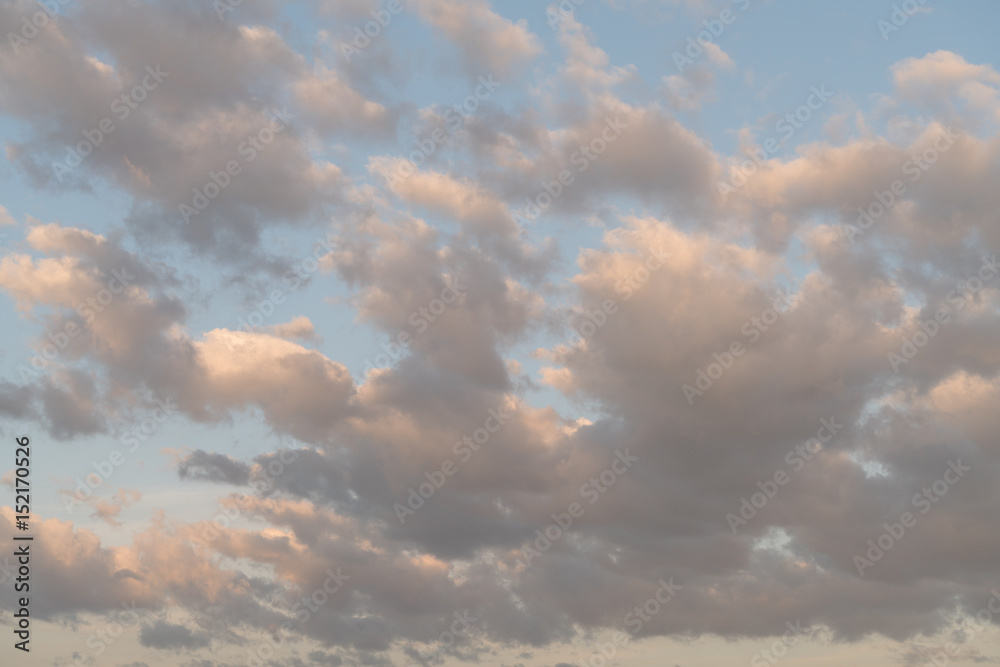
(1, 0, 1000, 665)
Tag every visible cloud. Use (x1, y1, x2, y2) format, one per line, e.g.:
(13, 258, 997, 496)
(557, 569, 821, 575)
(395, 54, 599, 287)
(413, 0, 542, 78)
(268, 316, 322, 343)
(293, 64, 396, 137)
(308, 649, 344, 665)
(1, 3, 999, 663)
(0, 0, 378, 267)
(139, 620, 211, 650)
(177, 451, 253, 486)
(0, 204, 15, 226)
(554, 13, 636, 89)
(89, 488, 143, 526)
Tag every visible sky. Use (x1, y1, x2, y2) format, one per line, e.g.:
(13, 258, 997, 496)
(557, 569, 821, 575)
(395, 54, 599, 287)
(0, 0, 999, 665)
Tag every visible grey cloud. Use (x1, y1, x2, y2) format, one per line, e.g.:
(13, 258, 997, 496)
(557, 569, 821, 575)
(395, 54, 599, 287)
(308, 649, 344, 665)
(0, 381, 37, 419)
(0, 0, 388, 269)
(1, 3, 1000, 662)
(139, 620, 211, 650)
(40, 371, 105, 440)
(178, 451, 252, 486)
